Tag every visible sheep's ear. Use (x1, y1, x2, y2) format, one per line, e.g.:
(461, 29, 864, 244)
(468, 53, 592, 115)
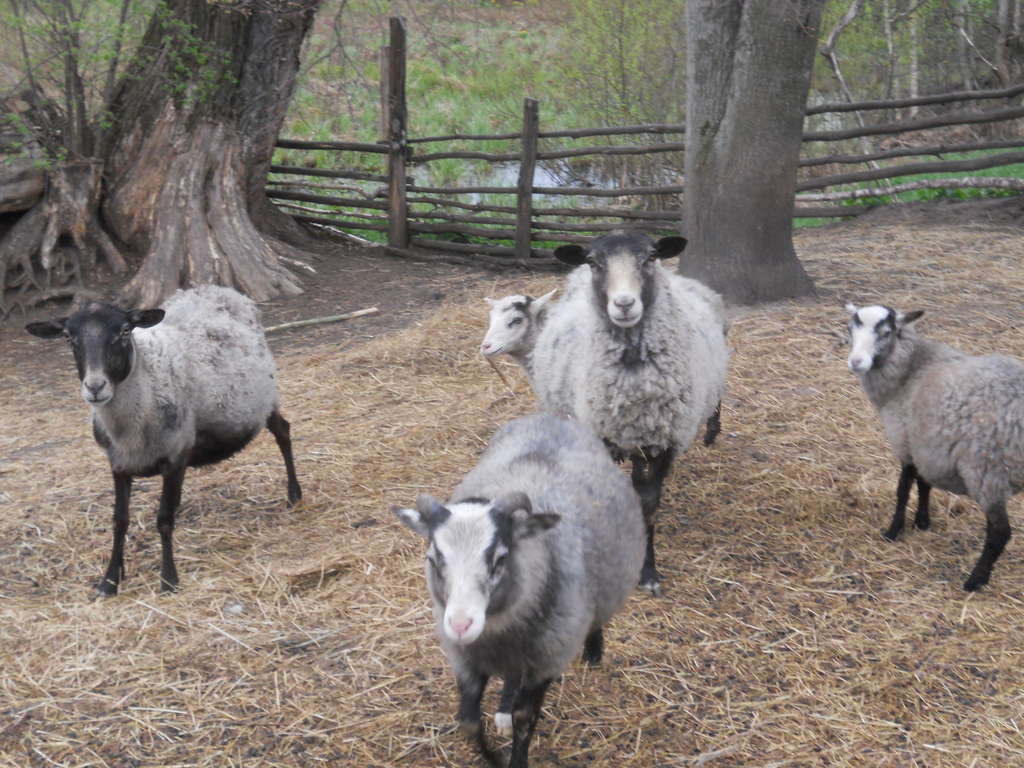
(653, 236, 687, 259)
(393, 494, 450, 539)
(844, 302, 859, 317)
(512, 510, 560, 541)
(127, 309, 165, 329)
(900, 309, 924, 325)
(484, 297, 498, 308)
(25, 319, 67, 339)
(529, 288, 557, 316)
(554, 244, 588, 266)
(392, 506, 432, 539)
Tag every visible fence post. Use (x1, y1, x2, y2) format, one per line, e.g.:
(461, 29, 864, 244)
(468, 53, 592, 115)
(379, 45, 390, 141)
(387, 17, 408, 248)
(515, 97, 539, 260)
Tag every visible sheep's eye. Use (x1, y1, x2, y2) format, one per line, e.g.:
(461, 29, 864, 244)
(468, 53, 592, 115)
(509, 316, 523, 327)
(120, 324, 132, 337)
(491, 553, 507, 573)
(587, 258, 602, 270)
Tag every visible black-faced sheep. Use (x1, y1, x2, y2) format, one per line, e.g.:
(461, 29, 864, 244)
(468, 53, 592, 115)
(393, 412, 645, 768)
(26, 285, 301, 597)
(529, 230, 730, 596)
(846, 302, 1024, 591)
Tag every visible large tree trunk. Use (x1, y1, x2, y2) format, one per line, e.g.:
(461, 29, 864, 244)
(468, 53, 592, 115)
(102, 0, 321, 308)
(680, 0, 823, 305)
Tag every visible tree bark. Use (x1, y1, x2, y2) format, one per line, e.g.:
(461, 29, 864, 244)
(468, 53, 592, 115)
(680, 0, 823, 305)
(102, 0, 321, 308)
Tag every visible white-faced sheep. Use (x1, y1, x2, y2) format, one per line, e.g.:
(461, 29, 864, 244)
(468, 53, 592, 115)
(25, 285, 301, 597)
(846, 302, 1024, 591)
(528, 230, 730, 596)
(393, 412, 645, 768)
(479, 289, 557, 383)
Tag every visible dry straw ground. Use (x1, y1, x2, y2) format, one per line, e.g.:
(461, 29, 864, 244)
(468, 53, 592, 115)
(3, 206, 1024, 767)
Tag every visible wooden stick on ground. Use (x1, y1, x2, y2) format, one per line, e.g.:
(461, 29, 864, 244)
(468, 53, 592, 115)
(264, 307, 379, 334)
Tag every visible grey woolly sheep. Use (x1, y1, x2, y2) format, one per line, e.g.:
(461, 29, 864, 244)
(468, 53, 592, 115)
(846, 302, 1024, 591)
(26, 285, 301, 597)
(530, 230, 730, 596)
(393, 412, 645, 768)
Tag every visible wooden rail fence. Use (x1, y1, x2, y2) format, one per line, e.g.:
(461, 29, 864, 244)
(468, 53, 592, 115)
(267, 17, 1024, 266)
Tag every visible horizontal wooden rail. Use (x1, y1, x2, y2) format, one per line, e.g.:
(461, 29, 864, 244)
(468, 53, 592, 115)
(537, 142, 684, 160)
(411, 150, 520, 163)
(270, 164, 388, 182)
(537, 123, 685, 139)
(803, 105, 1024, 142)
(533, 184, 683, 197)
(267, 189, 388, 209)
(805, 82, 1024, 115)
(800, 138, 1024, 167)
(404, 122, 686, 145)
(276, 138, 388, 153)
(796, 150, 1024, 191)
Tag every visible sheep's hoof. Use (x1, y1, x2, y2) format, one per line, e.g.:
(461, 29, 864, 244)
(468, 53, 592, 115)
(963, 573, 989, 592)
(92, 579, 118, 599)
(881, 526, 902, 542)
(459, 717, 483, 738)
(638, 573, 662, 598)
(494, 711, 513, 738)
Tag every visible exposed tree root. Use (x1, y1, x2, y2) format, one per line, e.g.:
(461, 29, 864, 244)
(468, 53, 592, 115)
(0, 162, 128, 314)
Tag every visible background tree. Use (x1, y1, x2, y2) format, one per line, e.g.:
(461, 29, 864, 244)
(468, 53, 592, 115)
(0, 0, 321, 311)
(680, 0, 825, 305)
(103, 0, 321, 307)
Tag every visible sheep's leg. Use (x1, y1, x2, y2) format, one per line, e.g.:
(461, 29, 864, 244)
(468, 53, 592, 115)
(156, 461, 187, 593)
(914, 476, 932, 531)
(495, 675, 520, 738)
(632, 447, 676, 597)
(582, 626, 604, 665)
(884, 463, 917, 541)
(703, 402, 722, 447)
(267, 409, 302, 507)
(508, 678, 553, 768)
(456, 671, 501, 767)
(95, 471, 133, 598)
(963, 501, 1012, 592)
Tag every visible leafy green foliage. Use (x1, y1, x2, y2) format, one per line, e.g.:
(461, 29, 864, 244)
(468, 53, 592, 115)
(561, 0, 684, 126)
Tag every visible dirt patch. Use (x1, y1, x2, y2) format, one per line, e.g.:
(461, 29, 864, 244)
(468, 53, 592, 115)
(4, 203, 1024, 767)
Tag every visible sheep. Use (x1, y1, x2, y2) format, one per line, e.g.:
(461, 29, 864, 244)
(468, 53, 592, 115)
(846, 302, 1024, 591)
(25, 285, 301, 597)
(393, 411, 645, 768)
(479, 289, 558, 390)
(528, 229, 730, 596)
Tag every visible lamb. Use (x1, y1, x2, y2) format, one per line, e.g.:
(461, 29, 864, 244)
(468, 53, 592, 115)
(846, 302, 1024, 591)
(25, 285, 301, 597)
(529, 229, 730, 596)
(479, 289, 557, 378)
(393, 412, 645, 768)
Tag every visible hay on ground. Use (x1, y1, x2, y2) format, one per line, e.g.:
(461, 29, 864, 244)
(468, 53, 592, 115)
(3, 215, 1024, 766)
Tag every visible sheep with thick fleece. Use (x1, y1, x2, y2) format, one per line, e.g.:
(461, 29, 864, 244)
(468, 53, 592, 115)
(530, 230, 730, 596)
(846, 302, 1024, 591)
(393, 412, 645, 768)
(26, 285, 301, 596)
